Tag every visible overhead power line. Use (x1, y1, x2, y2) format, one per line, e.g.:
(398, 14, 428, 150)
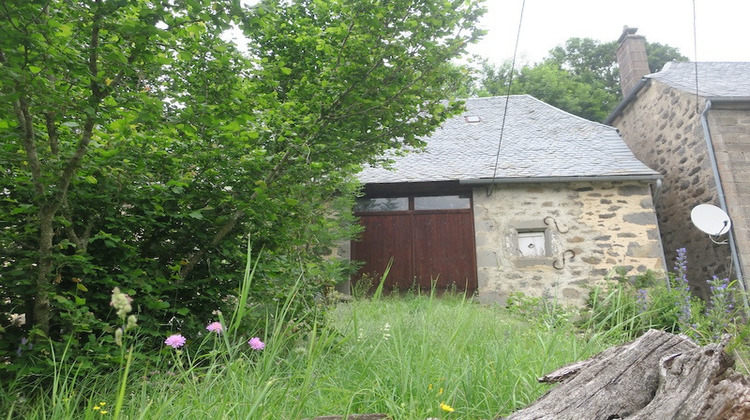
(489, 0, 525, 195)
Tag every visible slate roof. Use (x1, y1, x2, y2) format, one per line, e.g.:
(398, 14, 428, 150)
(358, 95, 661, 184)
(648, 62, 750, 97)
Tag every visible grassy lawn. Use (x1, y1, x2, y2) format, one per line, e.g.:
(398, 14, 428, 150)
(6, 294, 614, 419)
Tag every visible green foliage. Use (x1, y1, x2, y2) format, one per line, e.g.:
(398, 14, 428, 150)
(505, 291, 575, 330)
(0, 0, 485, 383)
(646, 42, 689, 73)
(2, 293, 611, 419)
(582, 269, 683, 341)
(582, 260, 747, 347)
(471, 37, 688, 122)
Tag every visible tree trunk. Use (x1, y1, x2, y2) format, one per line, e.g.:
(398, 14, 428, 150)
(504, 329, 750, 420)
(33, 207, 56, 335)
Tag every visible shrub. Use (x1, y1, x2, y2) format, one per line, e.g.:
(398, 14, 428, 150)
(505, 292, 575, 330)
(582, 248, 748, 346)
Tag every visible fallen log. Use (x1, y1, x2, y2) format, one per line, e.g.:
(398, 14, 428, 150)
(504, 329, 750, 420)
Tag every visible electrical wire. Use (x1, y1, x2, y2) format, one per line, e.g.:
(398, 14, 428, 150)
(488, 0, 525, 196)
(692, 0, 700, 112)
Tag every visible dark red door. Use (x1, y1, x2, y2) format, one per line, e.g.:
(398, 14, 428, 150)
(352, 194, 477, 294)
(413, 212, 477, 291)
(351, 213, 414, 292)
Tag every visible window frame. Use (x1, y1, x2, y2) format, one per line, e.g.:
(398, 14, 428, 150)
(354, 185, 473, 215)
(511, 219, 555, 267)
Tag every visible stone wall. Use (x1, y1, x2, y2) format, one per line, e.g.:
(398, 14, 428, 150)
(472, 181, 665, 306)
(706, 107, 750, 288)
(609, 82, 733, 298)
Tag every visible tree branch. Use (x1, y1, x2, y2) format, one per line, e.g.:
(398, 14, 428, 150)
(178, 148, 294, 280)
(51, 0, 104, 211)
(14, 94, 45, 198)
(46, 110, 59, 155)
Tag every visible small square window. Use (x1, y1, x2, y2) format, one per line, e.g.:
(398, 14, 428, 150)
(518, 231, 546, 257)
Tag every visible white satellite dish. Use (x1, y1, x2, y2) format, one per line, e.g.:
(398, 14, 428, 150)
(691, 204, 731, 237)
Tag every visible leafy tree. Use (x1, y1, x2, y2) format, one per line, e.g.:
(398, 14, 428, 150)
(548, 37, 620, 98)
(0, 0, 484, 373)
(472, 59, 617, 122)
(645, 42, 687, 73)
(472, 37, 687, 122)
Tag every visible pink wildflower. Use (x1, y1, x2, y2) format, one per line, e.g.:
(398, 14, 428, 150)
(164, 334, 186, 349)
(206, 322, 223, 334)
(248, 337, 265, 350)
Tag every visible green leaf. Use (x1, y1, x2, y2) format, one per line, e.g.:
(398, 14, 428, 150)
(11, 204, 33, 215)
(225, 120, 241, 131)
(188, 211, 203, 220)
(185, 24, 205, 35)
(84, 175, 98, 184)
(29, 65, 42, 74)
(58, 23, 73, 37)
(77, 283, 89, 292)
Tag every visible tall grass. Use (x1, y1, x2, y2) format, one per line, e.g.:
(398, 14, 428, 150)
(4, 290, 612, 419)
(317, 294, 607, 418)
(10, 256, 749, 418)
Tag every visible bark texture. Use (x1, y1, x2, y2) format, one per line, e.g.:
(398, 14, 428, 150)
(504, 329, 750, 420)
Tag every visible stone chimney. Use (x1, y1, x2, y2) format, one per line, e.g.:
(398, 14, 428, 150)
(616, 26, 650, 97)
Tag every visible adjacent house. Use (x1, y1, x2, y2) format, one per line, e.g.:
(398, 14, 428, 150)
(607, 27, 750, 299)
(340, 94, 666, 305)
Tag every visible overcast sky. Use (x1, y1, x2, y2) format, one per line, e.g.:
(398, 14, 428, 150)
(469, 0, 750, 66)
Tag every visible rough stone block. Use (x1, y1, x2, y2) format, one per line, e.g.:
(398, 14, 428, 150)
(624, 212, 657, 225)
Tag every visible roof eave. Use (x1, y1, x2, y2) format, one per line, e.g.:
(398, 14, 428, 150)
(458, 174, 663, 185)
(704, 96, 750, 109)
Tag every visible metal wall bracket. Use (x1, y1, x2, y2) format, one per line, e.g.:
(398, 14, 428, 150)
(544, 216, 569, 233)
(553, 250, 576, 270)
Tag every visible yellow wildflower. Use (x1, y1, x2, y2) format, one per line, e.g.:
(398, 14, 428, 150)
(428, 383, 433, 390)
(440, 402, 455, 413)
(438, 388, 444, 395)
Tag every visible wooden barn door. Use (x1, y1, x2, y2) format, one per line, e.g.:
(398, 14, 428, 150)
(351, 193, 477, 294)
(412, 212, 477, 291)
(352, 213, 413, 292)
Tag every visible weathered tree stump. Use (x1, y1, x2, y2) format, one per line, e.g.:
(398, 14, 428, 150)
(504, 329, 750, 420)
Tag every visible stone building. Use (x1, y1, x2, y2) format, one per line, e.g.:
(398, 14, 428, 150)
(606, 27, 750, 298)
(342, 94, 666, 306)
